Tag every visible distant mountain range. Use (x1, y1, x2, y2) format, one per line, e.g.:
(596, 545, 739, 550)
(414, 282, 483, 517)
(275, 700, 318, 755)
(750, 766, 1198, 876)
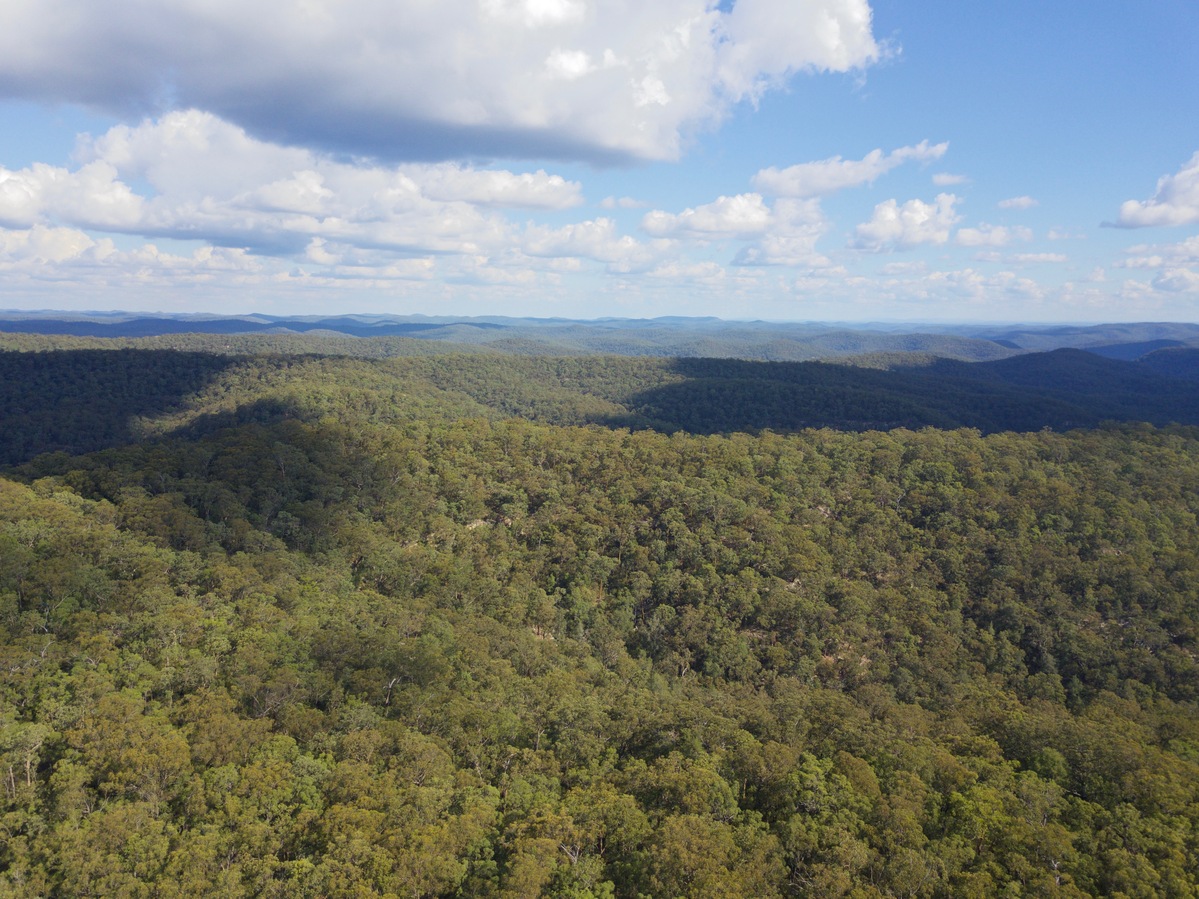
(4, 312, 1199, 363)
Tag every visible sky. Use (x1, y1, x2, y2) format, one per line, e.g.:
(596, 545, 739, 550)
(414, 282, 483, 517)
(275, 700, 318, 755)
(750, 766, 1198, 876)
(0, 0, 1197, 323)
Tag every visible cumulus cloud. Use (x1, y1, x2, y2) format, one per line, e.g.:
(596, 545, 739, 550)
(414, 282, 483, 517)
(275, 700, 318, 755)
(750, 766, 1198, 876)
(1121, 234, 1199, 268)
(733, 198, 830, 266)
(1114, 151, 1199, 227)
(0, 224, 109, 266)
(0, 111, 588, 262)
(648, 142, 955, 267)
(0, 162, 145, 229)
(523, 217, 672, 272)
(955, 224, 1032, 247)
(998, 195, 1038, 210)
(0, 0, 880, 163)
(1151, 268, 1199, 293)
(851, 193, 960, 251)
(0, 223, 270, 286)
(716, 0, 880, 101)
(751, 140, 946, 198)
(1118, 255, 1163, 270)
(1118, 235, 1199, 294)
(416, 165, 584, 208)
(638, 189, 835, 267)
(642, 193, 773, 239)
(922, 267, 1044, 302)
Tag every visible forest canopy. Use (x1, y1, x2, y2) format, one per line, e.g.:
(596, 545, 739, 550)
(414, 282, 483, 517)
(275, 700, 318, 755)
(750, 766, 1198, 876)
(1, 336, 1198, 897)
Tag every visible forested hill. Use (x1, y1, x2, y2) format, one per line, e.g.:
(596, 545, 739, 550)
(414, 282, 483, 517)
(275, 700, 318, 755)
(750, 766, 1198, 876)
(3, 337, 1199, 896)
(2, 343, 1199, 466)
(5, 313, 1199, 361)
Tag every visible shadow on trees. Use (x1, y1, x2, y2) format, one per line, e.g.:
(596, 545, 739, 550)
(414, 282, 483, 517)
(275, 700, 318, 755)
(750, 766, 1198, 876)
(596, 352, 1199, 436)
(0, 349, 240, 466)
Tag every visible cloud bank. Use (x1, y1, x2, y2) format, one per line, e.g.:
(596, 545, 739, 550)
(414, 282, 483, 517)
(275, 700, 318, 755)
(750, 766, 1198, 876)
(0, 111, 581, 259)
(0, 0, 880, 163)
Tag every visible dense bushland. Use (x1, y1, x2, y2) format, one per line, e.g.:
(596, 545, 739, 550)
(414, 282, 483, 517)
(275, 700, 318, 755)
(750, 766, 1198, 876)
(1, 343, 1198, 896)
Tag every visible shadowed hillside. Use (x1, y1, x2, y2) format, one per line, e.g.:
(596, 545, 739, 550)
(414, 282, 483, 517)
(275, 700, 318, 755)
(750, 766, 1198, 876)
(603, 351, 1199, 435)
(5, 345, 1199, 468)
(0, 349, 238, 463)
(1139, 346, 1199, 381)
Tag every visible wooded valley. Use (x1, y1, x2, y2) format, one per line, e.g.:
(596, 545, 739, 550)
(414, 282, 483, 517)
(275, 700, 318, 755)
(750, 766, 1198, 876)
(2, 335, 1197, 896)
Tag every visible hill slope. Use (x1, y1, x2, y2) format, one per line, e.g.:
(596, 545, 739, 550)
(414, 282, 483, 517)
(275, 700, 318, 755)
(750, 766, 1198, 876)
(3, 343, 1199, 466)
(4, 393, 1199, 895)
(2, 338, 1198, 895)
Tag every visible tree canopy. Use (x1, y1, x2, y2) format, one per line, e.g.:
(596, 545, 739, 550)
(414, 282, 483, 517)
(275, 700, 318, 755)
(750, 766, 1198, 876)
(2, 338, 1198, 896)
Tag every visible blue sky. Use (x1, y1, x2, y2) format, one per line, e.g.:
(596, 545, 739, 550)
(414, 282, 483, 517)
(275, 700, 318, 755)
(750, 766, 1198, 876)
(0, 0, 1196, 322)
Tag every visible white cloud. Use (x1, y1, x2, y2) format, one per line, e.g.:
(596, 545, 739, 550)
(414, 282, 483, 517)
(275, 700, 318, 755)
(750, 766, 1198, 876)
(545, 49, 598, 81)
(599, 196, 648, 210)
(482, 0, 588, 29)
(932, 173, 969, 186)
(1118, 235, 1199, 295)
(642, 193, 773, 239)
(715, 0, 880, 101)
(1008, 252, 1066, 264)
(880, 260, 926, 275)
(81, 110, 311, 201)
(522, 217, 672, 272)
(998, 195, 1038, 210)
(1152, 268, 1199, 293)
(1120, 254, 1164, 270)
(646, 260, 726, 282)
(1123, 234, 1199, 267)
(0, 111, 597, 264)
(751, 140, 946, 198)
(0, 162, 145, 229)
(851, 193, 960, 251)
(955, 224, 1032, 247)
(299, 239, 438, 279)
(969, 251, 1063, 266)
(0, 224, 106, 265)
(77, 112, 584, 212)
(448, 254, 541, 287)
(1114, 151, 1199, 227)
(248, 170, 336, 216)
(733, 198, 830, 266)
(0, 223, 269, 285)
(0, 0, 880, 163)
(640, 192, 833, 268)
(415, 165, 583, 209)
(922, 267, 1044, 302)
